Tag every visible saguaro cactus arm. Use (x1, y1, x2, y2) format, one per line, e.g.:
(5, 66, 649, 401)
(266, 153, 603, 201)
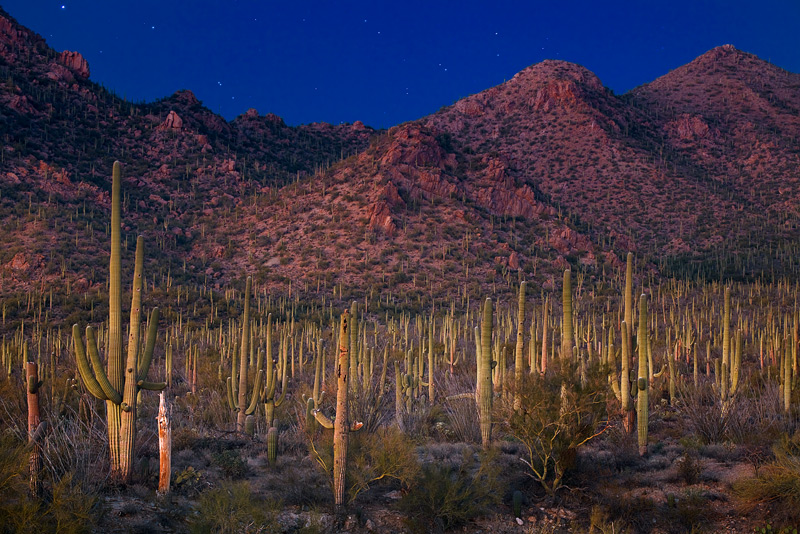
(73, 324, 110, 401)
(137, 307, 161, 383)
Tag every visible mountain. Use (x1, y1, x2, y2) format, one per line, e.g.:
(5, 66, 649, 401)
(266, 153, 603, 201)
(424, 48, 800, 277)
(1, 5, 799, 315)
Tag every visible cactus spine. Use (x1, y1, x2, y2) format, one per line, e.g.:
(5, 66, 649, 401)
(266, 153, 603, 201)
(72, 161, 165, 483)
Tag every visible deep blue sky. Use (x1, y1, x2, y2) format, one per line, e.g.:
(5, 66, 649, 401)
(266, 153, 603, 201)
(3, 1, 799, 128)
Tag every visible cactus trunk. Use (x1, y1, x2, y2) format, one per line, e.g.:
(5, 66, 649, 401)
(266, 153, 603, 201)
(636, 294, 649, 456)
(561, 270, 573, 361)
(72, 162, 165, 484)
(479, 298, 493, 449)
(513, 281, 526, 411)
(333, 311, 350, 513)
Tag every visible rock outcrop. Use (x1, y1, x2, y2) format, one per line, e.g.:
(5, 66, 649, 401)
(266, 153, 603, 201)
(58, 51, 90, 78)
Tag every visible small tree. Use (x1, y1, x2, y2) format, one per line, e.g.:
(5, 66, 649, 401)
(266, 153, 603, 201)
(504, 361, 608, 495)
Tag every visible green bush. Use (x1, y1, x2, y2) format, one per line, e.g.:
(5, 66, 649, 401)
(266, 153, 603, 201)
(398, 448, 501, 533)
(211, 450, 248, 479)
(309, 427, 418, 505)
(0, 435, 97, 534)
(734, 432, 800, 525)
(503, 361, 608, 495)
(189, 481, 280, 534)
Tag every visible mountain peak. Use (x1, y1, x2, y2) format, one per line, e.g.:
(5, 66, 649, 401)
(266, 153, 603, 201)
(510, 59, 604, 91)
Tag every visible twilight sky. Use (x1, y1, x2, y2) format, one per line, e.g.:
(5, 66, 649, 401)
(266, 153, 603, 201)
(3, 1, 799, 129)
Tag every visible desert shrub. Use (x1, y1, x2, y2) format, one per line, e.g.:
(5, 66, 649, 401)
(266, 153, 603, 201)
(189, 480, 280, 534)
(211, 449, 248, 479)
(442, 373, 481, 444)
(308, 426, 418, 505)
(677, 382, 732, 444)
(664, 488, 711, 532)
(734, 432, 800, 525)
(726, 381, 788, 447)
(398, 448, 501, 533)
(503, 362, 608, 495)
(675, 451, 702, 485)
(588, 505, 632, 534)
(396, 398, 436, 440)
(598, 425, 640, 472)
(0, 435, 97, 534)
(39, 407, 109, 492)
(348, 370, 392, 434)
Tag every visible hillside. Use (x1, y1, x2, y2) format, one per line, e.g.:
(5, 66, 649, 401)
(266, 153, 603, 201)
(1, 5, 800, 313)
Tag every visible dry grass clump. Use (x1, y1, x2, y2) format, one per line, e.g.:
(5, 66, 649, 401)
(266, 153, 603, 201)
(734, 432, 800, 525)
(188, 480, 281, 534)
(398, 448, 501, 533)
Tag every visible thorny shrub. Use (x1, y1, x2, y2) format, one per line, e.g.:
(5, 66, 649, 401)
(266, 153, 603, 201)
(734, 431, 800, 525)
(398, 447, 501, 534)
(502, 361, 608, 495)
(307, 425, 418, 505)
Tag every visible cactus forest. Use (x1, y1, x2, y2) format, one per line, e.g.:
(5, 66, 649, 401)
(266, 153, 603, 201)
(3, 158, 799, 533)
(2, 6, 800, 534)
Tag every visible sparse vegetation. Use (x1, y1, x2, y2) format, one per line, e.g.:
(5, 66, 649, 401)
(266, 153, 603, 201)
(0, 10, 799, 533)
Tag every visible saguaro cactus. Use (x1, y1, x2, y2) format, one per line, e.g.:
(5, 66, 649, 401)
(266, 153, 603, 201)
(27, 362, 44, 496)
(226, 278, 264, 432)
(73, 161, 165, 483)
(267, 426, 278, 466)
(263, 313, 288, 428)
(236, 277, 256, 432)
(721, 286, 731, 402)
(636, 294, 649, 456)
(311, 311, 364, 513)
(624, 253, 633, 352)
(514, 281, 526, 411)
(561, 270, 573, 361)
(333, 311, 351, 513)
(479, 298, 494, 449)
(157, 392, 171, 495)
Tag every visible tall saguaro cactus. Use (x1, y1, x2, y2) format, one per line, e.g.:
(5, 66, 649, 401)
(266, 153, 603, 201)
(237, 277, 254, 432)
(721, 286, 731, 402)
(636, 294, 649, 456)
(27, 362, 44, 496)
(333, 312, 350, 512)
(513, 281, 526, 411)
(226, 278, 264, 432)
(479, 298, 494, 449)
(624, 253, 634, 352)
(561, 270, 573, 361)
(73, 161, 165, 483)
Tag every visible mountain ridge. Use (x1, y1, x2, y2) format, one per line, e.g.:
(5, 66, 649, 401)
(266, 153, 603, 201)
(0, 6, 798, 310)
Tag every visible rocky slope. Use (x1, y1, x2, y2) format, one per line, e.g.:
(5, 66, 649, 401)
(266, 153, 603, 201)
(425, 48, 800, 277)
(1, 5, 799, 310)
